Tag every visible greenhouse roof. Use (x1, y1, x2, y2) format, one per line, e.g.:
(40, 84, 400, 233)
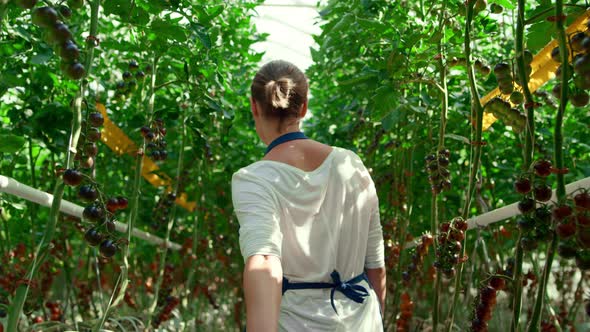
(251, 0, 322, 70)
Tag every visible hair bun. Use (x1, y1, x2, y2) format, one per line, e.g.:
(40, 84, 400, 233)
(265, 77, 295, 110)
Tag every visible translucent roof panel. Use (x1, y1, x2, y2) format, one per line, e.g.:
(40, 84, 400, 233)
(251, 0, 322, 71)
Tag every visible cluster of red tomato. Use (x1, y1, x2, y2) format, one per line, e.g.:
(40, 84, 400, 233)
(425, 148, 451, 195)
(74, 279, 93, 313)
(515, 158, 590, 268)
(141, 118, 169, 162)
(112, 61, 148, 102)
(150, 192, 176, 230)
(514, 159, 556, 251)
(554, 189, 590, 270)
(471, 275, 505, 332)
(433, 217, 468, 278)
(402, 234, 434, 284)
(0, 243, 67, 327)
(74, 107, 104, 170)
(501, 257, 537, 291)
(152, 295, 180, 328)
(44, 301, 63, 322)
(62, 124, 129, 259)
(396, 292, 414, 332)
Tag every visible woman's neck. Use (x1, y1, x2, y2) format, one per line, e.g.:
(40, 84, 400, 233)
(263, 123, 301, 146)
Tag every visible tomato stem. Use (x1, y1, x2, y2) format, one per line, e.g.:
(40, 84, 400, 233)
(527, 0, 568, 329)
(512, 0, 536, 328)
(445, 1, 485, 330)
(388, 149, 409, 329)
(94, 54, 160, 331)
(511, 232, 525, 332)
(431, 194, 441, 332)
(146, 98, 187, 328)
(27, 137, 38, 249)
(432, 7, 448, 328)
(6, 0, 100, 329)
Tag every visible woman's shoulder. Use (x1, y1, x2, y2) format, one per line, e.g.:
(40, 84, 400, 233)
(232, 162, 267, 181)
(330, 146, 368, 166)
(231, 160, 285, 186)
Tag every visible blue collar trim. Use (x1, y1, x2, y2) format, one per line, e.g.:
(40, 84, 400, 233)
(265, 131, 308, 155)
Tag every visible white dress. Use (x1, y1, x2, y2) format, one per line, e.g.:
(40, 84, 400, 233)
(232, 146, 385, 332)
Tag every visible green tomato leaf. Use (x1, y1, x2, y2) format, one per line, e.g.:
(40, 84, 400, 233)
(369, 85, 398, 120)
(489, 0, 515, 10)
(445, 133, 470, 145)
(331, 13, 355, 34)
(0, 134, 25, 153)
(151, 19, 187, 43)
(31, 48, 53, 65)
(381, 109, 401, 131)
(207, 4, 225, 21)
(192, 23, 212, 49)
(527, 21, 554, 52)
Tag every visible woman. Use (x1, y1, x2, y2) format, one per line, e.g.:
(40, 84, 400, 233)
(232, 60, 386, 331)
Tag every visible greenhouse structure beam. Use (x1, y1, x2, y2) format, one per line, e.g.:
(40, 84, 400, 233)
(0, 175, 182, 251)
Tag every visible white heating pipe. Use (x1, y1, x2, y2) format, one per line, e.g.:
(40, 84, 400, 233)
(466, 176, 590, 229)
(0, 175, 182, 251)
(403, 176, 590, 248)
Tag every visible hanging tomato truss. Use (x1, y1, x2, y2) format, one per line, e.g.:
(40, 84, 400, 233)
(96, 102, 197, 213)
(482, 9, 590, 130)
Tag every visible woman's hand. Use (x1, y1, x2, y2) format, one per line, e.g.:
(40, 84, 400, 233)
(243, 254, 283, 332)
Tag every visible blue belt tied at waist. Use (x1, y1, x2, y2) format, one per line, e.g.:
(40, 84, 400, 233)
(282, 270, 370, 314)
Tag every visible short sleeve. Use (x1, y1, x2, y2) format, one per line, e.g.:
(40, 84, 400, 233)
(365, 191, 385, 269)
(232, 169, 282, 262)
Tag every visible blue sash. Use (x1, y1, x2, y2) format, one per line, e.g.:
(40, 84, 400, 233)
(282, 270, 370, 314)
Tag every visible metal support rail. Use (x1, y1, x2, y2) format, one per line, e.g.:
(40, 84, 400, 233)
(0, 175, 182, 251)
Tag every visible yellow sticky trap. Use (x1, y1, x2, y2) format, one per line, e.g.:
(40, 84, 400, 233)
(96, 103, 197, 212)
(481, 11, 590, 131)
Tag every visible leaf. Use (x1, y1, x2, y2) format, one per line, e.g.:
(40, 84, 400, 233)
(445, 133, 470, 144)
(14, 26, 32, 41)
(102, 0, 133, 18)
(356, 17, 384, 31)
(7, 201, 26, 210)
(489, 0, 515, 10)
(0, 134, 25, 153)
(31, 47, 53, 65)
(192, 24, 212, 49)
(0, 68, 25, 87)
(369, 86, 398, 120)
(151, 19, 187, 43)
(331, 13, 355, 34)
(207, 4, 225, 20)
(381, 109, 401, 131)
(338, 72, 377, 86)
(527, 21, 554, 52)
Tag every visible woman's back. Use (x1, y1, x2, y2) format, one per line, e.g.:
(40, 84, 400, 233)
(233, 59, 385, 331)
(232, 143, 384, 331)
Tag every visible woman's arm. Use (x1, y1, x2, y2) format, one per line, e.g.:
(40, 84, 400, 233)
(367, 266, 386, 314)
(243, 254, 283, 332)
